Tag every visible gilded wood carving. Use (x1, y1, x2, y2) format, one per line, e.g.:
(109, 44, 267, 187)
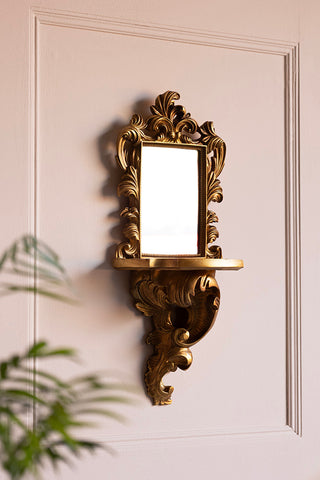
(115, 91, 226, 259)
(131, 270, 220, 405)
(112, 91, 242, 405)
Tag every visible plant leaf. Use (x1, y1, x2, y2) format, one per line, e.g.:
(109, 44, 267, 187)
(1, 389, 47, 405)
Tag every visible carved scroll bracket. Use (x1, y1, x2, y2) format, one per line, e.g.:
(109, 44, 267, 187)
(131, 269, 220, 405)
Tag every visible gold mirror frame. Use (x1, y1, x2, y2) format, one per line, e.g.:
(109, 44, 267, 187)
(113, 91, 243, 405)
(114, 90, 226, 261)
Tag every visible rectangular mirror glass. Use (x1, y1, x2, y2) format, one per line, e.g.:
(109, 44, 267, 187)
(140, 143, 205, 256)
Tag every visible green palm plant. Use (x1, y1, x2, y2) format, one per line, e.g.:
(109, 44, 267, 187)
(0, 235, 135, 480)
(0, 235, 76, 302)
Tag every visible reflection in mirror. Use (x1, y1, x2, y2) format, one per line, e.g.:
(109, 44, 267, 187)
(140, 144, 199, 256)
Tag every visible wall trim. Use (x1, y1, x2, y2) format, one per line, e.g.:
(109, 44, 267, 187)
(98, 425, 296, 449)
(29, 7, 301, 441)
(284, 44, 301, 436)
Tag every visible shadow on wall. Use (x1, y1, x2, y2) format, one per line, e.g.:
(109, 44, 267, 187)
(98, 96, 152, 268)
(96, 96, 155, 387)
(81, 96, 153, 316)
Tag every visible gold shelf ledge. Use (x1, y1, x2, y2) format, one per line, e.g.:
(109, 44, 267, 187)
(113, 257, 243, 271)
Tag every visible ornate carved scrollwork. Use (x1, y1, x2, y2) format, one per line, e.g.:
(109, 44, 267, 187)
(112, 91, 243, 405)
(115, 91, 226, 259)
(131, 270, 220, 405)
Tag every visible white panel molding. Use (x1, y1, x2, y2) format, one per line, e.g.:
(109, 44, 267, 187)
(284, 44, 301, 436)
(31, 7, 295, 56)
(100, 425, 295, 449)
(28, 12, 40, 351)
(28, 7, 301, 441)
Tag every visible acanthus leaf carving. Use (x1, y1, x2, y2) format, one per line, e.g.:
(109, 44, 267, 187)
(199, 121, 226, 178)
(147, 91, 198, 143)
(201, 121, 226, 253)
(115, 205, 139, 259)
(149, 90, 181, 118)
(117, 166, 139, 199)
(206, 209, 222, 258)
(131, 270, 220, 405)
(115, 91, 226, 259)
(207, 210, 219, 224)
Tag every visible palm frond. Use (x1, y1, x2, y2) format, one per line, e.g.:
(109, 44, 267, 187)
(0, 235, 77, 303)
(0, 341, 138, 480)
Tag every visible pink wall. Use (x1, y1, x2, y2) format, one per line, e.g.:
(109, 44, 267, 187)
(1, 1, 320, 478)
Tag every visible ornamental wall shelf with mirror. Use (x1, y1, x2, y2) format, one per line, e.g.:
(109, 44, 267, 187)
(112, 90, 243, 405)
